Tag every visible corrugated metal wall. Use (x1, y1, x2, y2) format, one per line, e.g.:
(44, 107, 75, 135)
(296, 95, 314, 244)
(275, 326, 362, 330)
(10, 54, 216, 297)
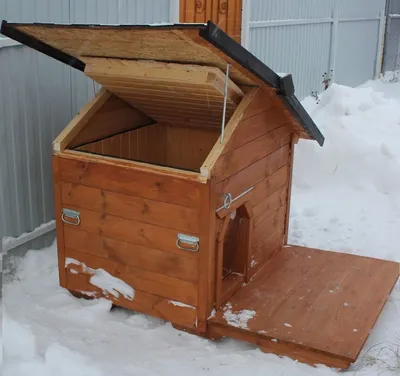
(383, 0, 400, 74)
(245, 0, 387, 99)
(0, 0, 175, 257)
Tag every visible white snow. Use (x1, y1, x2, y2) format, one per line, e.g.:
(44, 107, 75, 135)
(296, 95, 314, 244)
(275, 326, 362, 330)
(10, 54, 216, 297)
(284, 323, 293, 328)
(223, 303, 256, 330)
(66, 258, 135, 300)
(2, 80, 400, 376)
(168, 301, 195, 310)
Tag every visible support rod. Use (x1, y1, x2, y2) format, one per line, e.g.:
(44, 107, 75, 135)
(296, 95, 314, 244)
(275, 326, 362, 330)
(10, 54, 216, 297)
(220, 63, 231, 144)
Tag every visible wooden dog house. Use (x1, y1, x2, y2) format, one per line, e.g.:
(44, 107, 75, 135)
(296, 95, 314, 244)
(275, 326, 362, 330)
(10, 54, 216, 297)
(2, 20, 398, 369)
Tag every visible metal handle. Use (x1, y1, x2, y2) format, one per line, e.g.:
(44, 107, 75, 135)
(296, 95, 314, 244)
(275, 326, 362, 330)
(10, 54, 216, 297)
(176, 233, 200, 252)
(62, 208, 81, 226)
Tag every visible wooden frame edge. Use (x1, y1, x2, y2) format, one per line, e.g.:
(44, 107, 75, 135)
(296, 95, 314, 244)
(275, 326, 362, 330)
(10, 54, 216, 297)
(53, 88, 111, 152)
(52, 155, 67, 287)
(283, 134, 298, 245)
(200, 87, 259, 178)
(60, 149, 208, 183)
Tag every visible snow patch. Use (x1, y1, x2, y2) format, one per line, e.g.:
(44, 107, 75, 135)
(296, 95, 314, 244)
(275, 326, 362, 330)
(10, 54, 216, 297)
(223, 303, 256, 329)
(382, 70, 400, 83)
(284, 323, 292, 328)
(66, 258, 135, 300)
(168, 301, 195, 309)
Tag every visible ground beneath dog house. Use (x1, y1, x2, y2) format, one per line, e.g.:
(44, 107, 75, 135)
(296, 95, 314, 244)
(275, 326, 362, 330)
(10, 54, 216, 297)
(2, 80, 400, 376)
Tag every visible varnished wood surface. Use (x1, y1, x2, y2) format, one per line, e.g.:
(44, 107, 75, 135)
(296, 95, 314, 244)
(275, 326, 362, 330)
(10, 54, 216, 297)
(84, 60, 243, 131)
(180, 0, 242, 43)
(58, 155, 203, 208)
(53, 88, 110, 152)
(66, 268, 198, 330)
(209, 246, 400, 365)
(69, 93, 153, 148)
(213, 125, 292, 183)
(78, 123, 220, 173)
(52, 156, 66, 287)
(61, 181, 200, 233)
(66, 248, 198, 306)
(64, 227, 198, 282)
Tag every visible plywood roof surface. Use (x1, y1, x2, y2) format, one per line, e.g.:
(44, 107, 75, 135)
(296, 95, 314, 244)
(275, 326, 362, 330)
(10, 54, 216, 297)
(13, 24, 255, 86)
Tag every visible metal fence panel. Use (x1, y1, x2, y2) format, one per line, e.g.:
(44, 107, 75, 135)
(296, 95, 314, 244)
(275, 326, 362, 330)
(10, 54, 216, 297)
(383, 0, 400, 74)
(246, 0, 386, 99)
(249, 21, 332, 100)
(0, 0, 175, 256)
(335, 20, 381, 87)
(0, 0, 70, 247)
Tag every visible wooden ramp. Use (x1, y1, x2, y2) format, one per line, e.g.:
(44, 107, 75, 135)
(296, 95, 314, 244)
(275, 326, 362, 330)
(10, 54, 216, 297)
(208, 246, 399, 369)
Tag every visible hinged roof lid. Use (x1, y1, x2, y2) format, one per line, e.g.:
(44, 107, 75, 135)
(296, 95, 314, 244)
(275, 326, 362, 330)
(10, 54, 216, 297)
(0, 20, 324, 145)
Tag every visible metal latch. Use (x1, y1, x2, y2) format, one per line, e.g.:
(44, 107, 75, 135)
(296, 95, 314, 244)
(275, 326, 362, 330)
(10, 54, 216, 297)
(216, 186, 255, 213)
(62, 208, 81, 226)
(176, 233, 200, 252)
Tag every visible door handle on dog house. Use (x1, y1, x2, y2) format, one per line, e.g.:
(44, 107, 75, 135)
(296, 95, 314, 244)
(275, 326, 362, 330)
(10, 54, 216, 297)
(176, 233, 200, 252)
(62, 208, 81, 226)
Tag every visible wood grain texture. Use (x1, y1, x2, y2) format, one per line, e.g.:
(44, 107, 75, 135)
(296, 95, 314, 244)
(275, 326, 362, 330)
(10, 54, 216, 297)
(64, 227, 198, 282)
(216, 163, 289, 219)
(66, 269, 198, 329)
(252, 186, 288, 226)
(215, 145, 290, 209)
(284, 136, 296, 244)
(59, 155, 203, 208)
(53, 88, 110, 151)
(197, 179, 216, 330)
(52, 155, 66, 287)
(84, 59, 243, 131)
(65, 248, 198, 306)
(252, 205, 287, 249)
(69, 93, 153, 148)
(250, 225, 284, 277)
(61, 182, 200, 233)
(78, 123, 220, 173)
(201, 89, 259, 178)
(62, 205, 197, 255)
(209, 246, 400, 367)
(222, 90, 289, 154)
(247, 164, 289, 209)
(213, 125, 292, 183)
(208, 323, 351, 369)
(180, 0, 242, 43)
(215, 215, 231, 308)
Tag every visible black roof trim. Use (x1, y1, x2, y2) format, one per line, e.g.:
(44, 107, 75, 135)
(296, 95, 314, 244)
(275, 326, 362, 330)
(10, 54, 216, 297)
(199, 21, 324, 145)
(282, 95, 325, 146)
(1, 20, 85, 71)
(0, 20, 324, 146)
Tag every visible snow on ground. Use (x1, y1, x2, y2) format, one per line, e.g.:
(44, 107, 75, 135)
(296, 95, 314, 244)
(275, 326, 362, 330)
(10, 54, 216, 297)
(2, 80, 400, 376)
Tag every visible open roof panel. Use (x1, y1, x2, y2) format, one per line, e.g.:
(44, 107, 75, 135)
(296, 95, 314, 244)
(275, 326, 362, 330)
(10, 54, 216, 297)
(1, 20, 324, 145)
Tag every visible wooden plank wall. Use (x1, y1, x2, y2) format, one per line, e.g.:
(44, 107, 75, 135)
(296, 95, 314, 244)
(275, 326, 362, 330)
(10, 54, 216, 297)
(180, 0, 242, 43)
(77, 123, 220, 172)
(212, 89, 293, 280)
(55, 154, 212, 330)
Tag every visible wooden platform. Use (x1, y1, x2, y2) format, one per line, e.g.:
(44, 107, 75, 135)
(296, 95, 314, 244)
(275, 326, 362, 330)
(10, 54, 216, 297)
(208, 246, 399, 369)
